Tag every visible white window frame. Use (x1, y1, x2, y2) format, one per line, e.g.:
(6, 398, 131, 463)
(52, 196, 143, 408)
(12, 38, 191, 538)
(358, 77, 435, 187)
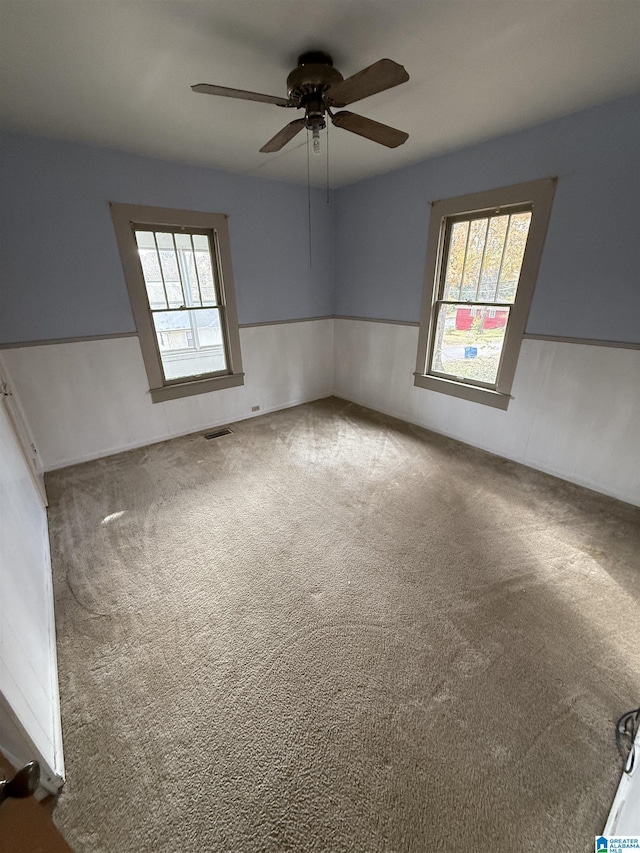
(110, 203, 244, 403)
(414, 178, 556, 410)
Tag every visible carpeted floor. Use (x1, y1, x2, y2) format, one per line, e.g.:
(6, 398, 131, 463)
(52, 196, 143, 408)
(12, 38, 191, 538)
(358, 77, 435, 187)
(46, 397, 640, 852)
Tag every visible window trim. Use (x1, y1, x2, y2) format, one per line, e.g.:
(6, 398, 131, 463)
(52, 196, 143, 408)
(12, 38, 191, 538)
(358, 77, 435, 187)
(414, 178, 556, 410)
(110, 203, 244, 403)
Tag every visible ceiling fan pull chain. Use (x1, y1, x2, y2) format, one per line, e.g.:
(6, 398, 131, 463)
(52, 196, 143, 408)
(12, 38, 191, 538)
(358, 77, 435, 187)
(326, 122, 330, 205)
(307, 129, 312, 268)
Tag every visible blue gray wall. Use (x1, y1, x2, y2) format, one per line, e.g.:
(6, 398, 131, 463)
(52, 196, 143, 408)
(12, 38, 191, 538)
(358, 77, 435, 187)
(0, 133, 334, 344)
(2, 92, 639, 346)
(334, 93, 640, 343)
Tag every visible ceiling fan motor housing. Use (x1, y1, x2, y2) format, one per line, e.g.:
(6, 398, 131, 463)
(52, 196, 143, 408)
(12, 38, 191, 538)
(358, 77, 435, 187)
(287, 52, 343, 129)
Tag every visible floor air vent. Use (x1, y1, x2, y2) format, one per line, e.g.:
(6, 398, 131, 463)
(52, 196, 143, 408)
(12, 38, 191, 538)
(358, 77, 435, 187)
(204, 428, 234, 440)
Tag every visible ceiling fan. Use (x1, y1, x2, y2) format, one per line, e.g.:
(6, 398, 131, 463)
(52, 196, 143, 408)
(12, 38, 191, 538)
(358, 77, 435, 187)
(192, 51, 409, 154)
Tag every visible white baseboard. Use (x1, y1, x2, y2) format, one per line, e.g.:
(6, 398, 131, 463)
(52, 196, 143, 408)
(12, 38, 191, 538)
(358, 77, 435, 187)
(45, 393, 333, 472)
(333, 319, 640, 507)
(334, 390, 635, 506)
(2, 320, 335, 472)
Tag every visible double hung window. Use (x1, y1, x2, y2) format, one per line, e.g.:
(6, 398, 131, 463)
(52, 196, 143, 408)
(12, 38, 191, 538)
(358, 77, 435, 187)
(111, 204, 243, 402)
(414, 179, 555, 409)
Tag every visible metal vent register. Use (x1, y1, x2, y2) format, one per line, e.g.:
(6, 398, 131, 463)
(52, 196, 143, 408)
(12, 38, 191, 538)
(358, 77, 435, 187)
(204, 428, 234, 440)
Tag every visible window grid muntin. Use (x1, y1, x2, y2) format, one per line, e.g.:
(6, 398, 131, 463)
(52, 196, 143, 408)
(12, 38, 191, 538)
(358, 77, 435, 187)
(443, 220, 470, 302)
(134, 226, 231, 385)
(426, 203, 533, 389)
(155, 231, 182, 308)
(493, 215, 512, 301)
(473, 217, 491, 301)
(183, 233, 204, 307)
(150, 231, 170, 309)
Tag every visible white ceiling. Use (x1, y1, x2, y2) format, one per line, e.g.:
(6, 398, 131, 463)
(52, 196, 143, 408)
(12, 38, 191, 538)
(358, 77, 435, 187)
(1, 1, 639, 187)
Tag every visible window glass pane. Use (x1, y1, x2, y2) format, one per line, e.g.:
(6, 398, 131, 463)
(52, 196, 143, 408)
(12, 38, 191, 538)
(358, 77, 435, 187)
(155, 232, 183, 308)
(153, 310, 193, 352)
(135, 231, 167, 309)
(152, 308, 227, 381)
(144, 281, 168, 310)
(194, 309, 225, 349)
(135, 230, 156, 249)
(478, 215, 509, 301)
(137, 247, 161, 281)
(497, 212, 531, 302)
(430, 303, 510, 386)
(459, 218, 489, 300)
(174, 233, 202, 307)
(192, 234, 217, 306)
(442, 221, 469, 300)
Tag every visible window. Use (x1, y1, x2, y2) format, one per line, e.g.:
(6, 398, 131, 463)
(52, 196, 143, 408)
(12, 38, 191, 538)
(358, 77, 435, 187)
(414, 178, 556, 409)
(110, 204, 244, 403)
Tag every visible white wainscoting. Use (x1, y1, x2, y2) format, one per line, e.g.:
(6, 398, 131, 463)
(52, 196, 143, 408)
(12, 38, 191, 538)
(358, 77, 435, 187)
(0, 400, 64, 791)
(2, 320, 334, 471)
(334, 319, 640, 506)
(3, 317, 638, 505)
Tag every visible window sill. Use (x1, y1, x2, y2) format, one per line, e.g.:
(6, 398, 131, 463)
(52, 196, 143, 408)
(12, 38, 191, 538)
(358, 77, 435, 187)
(150, 372, 245, 403)
(413, 373, 511, 410)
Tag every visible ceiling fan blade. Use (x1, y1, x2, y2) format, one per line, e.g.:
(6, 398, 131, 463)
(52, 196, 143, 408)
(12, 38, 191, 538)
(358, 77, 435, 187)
(326, 59, 409, 107)
(259, 118, 307, 153)
(331, 111, 408, 148)
(191, 84, 291, 107)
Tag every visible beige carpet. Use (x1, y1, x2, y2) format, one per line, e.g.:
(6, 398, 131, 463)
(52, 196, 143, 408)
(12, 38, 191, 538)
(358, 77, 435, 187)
(46, 397, 640, 852)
